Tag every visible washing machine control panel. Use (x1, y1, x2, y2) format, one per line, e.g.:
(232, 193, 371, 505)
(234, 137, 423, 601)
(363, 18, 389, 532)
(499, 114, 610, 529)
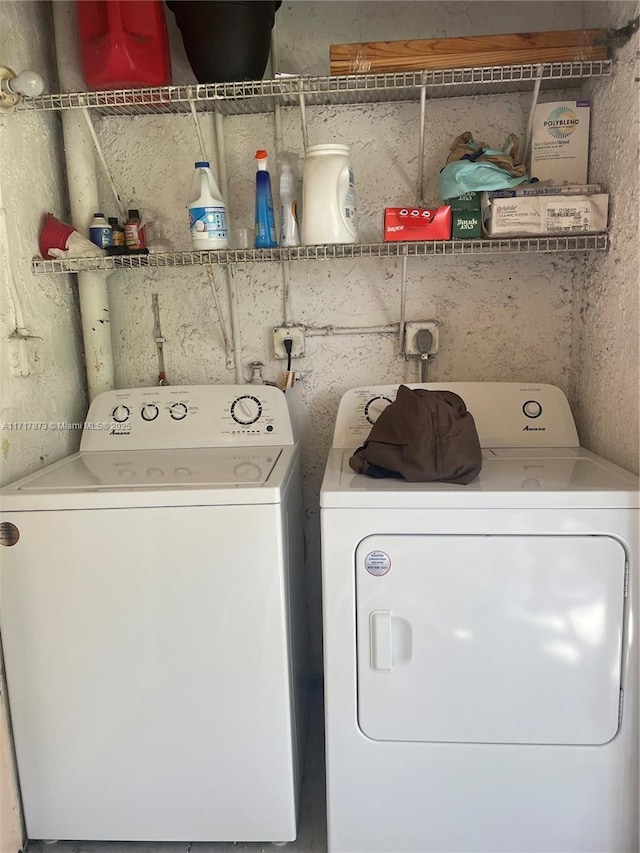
(230, 394, 262, 425)
(364, 395, 394, 425)
(332, 383, 579, 449)
(80, 385, 294, 451)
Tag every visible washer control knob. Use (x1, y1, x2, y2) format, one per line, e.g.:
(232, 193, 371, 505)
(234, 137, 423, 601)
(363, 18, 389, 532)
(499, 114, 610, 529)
(231, 395, 262, 425)
(233, 461, 262, 481)
(523, 400, 542, 419)
(522, 478, 541, 489)
(112, 405, 130, 423)
(170, 402, 188, 421)
(364, 395, 394, 425)
(141, 404, 159, 422)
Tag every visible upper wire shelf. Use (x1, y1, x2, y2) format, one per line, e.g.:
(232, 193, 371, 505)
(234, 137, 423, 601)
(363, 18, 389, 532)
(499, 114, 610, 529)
(20, 61, 612, 117)
(32, 236, 609, 274)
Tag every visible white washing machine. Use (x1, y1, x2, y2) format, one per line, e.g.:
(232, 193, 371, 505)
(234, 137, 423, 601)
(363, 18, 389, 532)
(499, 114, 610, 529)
(0, 385, 307, 843)
(320, 382, 639, 853)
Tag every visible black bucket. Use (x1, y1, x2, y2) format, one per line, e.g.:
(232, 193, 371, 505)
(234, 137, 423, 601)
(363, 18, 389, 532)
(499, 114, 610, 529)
(166, 0, 282, 83)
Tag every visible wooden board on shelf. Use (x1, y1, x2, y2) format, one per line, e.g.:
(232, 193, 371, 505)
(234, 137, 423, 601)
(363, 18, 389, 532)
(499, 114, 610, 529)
(329, 29, 609, 75)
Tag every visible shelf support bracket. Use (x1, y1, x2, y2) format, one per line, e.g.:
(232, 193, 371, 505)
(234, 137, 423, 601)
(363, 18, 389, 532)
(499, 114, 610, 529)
(417, 79, 427, 207)
(399, 248, 408, 355)
(298, 80, 309, 153)
(522, 64, 544, 170)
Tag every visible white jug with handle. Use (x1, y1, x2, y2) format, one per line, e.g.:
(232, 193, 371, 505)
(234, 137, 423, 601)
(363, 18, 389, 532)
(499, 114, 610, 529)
(302, 144, 358, 245)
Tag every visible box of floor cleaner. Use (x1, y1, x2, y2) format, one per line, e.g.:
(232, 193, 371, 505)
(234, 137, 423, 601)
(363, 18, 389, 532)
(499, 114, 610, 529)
(530, 100, 590, 184)
(485, 183, 602, 199)
(483, 193, 608, 236)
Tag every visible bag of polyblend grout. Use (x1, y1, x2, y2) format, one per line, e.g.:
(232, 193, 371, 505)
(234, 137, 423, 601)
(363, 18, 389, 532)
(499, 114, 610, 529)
(349, 385, 482, 485)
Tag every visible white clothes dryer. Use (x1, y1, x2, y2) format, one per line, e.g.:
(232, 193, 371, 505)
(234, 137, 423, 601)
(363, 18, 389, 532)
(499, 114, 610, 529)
(320, 382, 638, 853)
(0, 385, 307, 844)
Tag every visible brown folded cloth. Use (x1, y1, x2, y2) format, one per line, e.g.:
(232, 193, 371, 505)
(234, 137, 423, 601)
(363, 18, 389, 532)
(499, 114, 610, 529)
(349, 385, 482, 485)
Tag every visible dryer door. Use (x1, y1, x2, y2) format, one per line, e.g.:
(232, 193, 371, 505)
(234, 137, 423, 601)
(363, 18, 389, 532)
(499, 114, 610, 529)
(356, 535, 626, 745)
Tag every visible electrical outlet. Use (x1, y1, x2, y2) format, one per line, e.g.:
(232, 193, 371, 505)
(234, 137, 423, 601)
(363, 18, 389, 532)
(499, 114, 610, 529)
(404, 321, 440, 356)
(273, 326, 305, 359)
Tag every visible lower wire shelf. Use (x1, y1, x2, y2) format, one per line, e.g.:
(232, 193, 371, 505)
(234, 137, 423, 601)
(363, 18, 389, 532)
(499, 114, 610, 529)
(32, 235, 609, 274)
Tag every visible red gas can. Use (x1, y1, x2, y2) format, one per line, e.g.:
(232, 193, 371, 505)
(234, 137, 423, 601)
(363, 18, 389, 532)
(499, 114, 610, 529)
(76, 0, 171, 89)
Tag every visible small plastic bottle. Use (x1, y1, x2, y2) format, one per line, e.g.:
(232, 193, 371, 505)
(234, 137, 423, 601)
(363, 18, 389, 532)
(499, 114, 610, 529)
(124, 209, 146, 250)
(277, 152, 300, 247)
(108, 217, 126, 247)
(89, 212, 112, 248)
(188, 161, 228, 250)
(254, 150, 278, 248)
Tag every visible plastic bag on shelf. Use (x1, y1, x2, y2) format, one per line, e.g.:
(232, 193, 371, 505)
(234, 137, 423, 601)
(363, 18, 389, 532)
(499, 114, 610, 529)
(39, 213, 106, 260)
(438, 131, 530, 201)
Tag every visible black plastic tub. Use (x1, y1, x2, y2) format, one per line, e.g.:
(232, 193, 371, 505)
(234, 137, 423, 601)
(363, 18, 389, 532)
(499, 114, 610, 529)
(166, 0, 282, 83)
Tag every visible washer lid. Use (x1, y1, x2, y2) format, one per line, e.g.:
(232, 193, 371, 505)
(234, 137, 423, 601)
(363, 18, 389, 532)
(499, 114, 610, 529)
(0, 447, 295, 509)
(320, 446, 639, 509)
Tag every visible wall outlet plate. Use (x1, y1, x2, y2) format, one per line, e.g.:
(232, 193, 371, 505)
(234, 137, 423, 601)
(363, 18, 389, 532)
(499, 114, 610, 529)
(273, 326, 305, 359)
(404, 321, 440, 356)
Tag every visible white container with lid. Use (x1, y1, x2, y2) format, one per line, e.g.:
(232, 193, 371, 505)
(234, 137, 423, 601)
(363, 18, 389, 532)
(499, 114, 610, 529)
(302, 144, 358, 244)
(188, 161, 228, 250)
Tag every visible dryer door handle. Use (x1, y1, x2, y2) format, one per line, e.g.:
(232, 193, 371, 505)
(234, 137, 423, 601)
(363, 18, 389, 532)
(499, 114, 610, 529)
(370, 610, 393, 671)
(369, 611, 413, 672)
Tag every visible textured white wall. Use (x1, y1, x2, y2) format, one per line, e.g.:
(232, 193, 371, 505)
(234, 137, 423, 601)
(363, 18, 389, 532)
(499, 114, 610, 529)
(570, 3, 639, 473)
(91, 1, 630, 672)
(0, 2, 87, 489)
(0, 3, 87, 850)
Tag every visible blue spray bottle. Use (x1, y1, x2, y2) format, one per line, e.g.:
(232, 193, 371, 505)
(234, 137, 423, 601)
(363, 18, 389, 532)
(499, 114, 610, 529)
(254, 149, 278, 248)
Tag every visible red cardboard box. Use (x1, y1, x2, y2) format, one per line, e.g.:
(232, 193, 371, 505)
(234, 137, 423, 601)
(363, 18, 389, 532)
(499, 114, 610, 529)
(383, 206, 452, 241)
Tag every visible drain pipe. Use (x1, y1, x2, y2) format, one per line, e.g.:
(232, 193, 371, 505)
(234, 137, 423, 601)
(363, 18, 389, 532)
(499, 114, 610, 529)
(268, 30, 295, 328)
(51, 1, 115, 399)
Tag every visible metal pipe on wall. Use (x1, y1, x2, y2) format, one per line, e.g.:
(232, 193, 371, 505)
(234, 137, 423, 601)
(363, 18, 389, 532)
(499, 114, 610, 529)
(305, 324, 399, 337)
(0, 179, 29, 338)
(52, 1, 115, 400)
(269, 29, 294, 327)
(214, 111, 243, 382)
(399, 253, 408, 354)
(188, 103, 235, 370)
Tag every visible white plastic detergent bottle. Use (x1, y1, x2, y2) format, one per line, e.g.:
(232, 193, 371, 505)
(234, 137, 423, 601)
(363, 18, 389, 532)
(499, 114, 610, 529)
(302, 144, 358, 244)
(188, 161, 228, 250)
(277, 151, 300, 247)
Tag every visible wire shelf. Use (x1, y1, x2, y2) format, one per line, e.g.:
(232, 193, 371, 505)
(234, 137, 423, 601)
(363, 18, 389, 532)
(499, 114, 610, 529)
(32, 236, 609, 273)
(21, 61, 612, 117)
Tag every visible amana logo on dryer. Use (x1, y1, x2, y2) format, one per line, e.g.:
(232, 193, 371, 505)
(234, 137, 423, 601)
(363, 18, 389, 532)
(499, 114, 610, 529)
(523, 425, 546, 431)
